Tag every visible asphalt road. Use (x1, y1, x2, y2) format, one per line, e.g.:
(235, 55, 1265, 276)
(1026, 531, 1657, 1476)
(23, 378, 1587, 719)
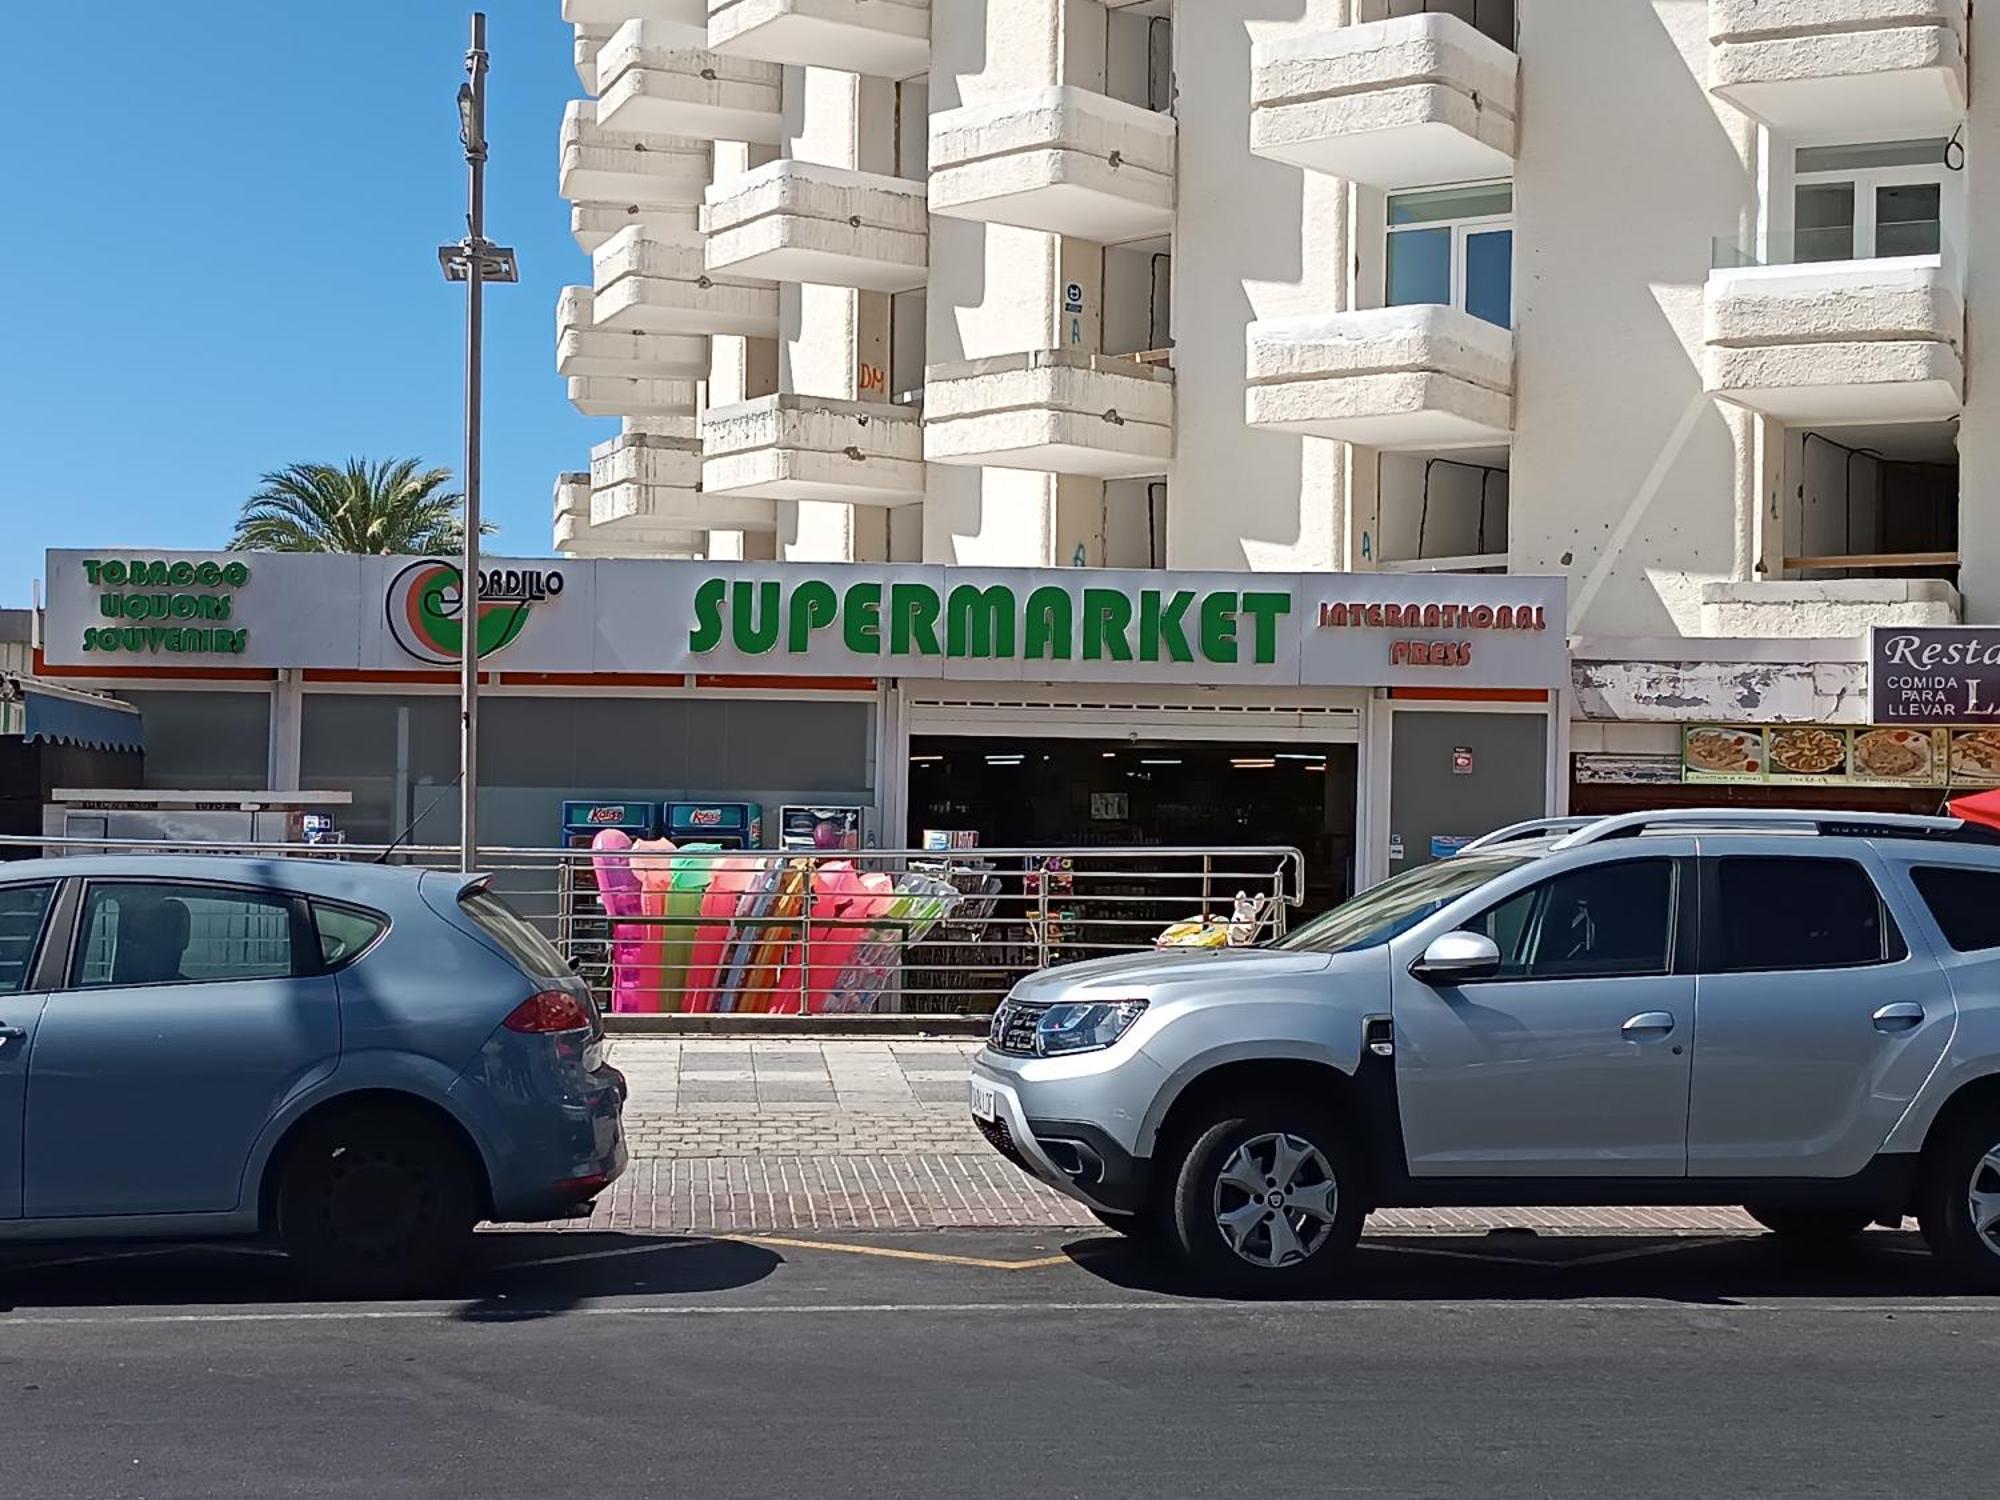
(0, 1228, 1992, 1498)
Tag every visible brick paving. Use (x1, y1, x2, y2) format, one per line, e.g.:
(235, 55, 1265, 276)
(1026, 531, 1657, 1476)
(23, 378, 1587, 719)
(570, 1038, 1763, 1237)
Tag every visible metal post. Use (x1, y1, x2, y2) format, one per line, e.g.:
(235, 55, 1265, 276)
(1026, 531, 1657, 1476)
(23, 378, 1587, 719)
(458, 13, 488, 874)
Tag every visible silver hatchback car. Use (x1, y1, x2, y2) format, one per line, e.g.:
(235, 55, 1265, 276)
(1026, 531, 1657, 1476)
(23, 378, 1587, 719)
(970, 809, 2000, 1291)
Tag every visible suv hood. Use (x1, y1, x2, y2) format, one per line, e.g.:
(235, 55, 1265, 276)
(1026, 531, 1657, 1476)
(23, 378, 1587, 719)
(1008, 946, 1334, 1002)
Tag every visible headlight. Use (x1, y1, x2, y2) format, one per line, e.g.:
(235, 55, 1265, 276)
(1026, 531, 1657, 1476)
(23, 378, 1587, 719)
(1035, 999, 1148, 1057)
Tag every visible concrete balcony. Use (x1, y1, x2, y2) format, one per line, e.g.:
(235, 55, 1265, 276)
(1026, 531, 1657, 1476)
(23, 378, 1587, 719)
(563, 0, 707, 33)
(707, 0, 930, 79)
(702, 394, 925, 505)
(559, 101, 712, 211)
(592, 224, 781, 338)
(1250, 14, 1517, 192)
(573, 24, 613, 93)
(552, 471, 593, 552)
(592, 428, 779, 532)
(571, 203, 701, 256)
(1700, 578, 1961, 635)
(595, 20, 783, 145)
(702, 160, 927, 292)
(1704, 255, 1963, 422)
(557, 285, 710, 383)
(923, 349, 1173, 479)
(929, 86, 1175, 245)
(568, 374, 703, 418)
(1245, 304, 1514, 449)
(1709, 0, 1967, 136)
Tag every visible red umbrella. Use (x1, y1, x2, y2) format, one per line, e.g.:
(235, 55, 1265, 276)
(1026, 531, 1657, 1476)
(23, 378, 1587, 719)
(1948, 786, 2000, 832)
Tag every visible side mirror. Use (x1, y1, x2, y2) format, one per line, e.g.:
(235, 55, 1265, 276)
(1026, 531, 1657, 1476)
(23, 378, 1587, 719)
(1412, 931, 1501, 984)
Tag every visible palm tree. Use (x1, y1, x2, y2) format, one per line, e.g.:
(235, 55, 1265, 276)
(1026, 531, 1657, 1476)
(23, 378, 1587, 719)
(228, 458, 484, 554)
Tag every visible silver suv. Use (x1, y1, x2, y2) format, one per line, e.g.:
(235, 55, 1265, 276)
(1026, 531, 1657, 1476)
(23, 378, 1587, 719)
(969, 809, 2000, 1291)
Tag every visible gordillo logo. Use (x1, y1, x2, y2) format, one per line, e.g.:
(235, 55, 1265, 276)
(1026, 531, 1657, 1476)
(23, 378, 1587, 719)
(385, 560, 564, 665)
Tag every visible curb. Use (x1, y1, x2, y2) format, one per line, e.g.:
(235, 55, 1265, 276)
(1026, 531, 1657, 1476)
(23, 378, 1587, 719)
(604, 1012, 992, 1038)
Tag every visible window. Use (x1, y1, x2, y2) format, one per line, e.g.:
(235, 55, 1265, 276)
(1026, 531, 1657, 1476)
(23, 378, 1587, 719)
(460, 888, 570, 980)
(1388, 0, 1515, 50)
(1711, 858, 1905, 973)
(1792, 139, 1950, 263)
(1459, 859, 1676, 980)
(0, 884, 55, 995)
(75, 883, 297, 988)
(1910, 866, 2000, 954)
(311, 902, 388, 969)
(1386, 182, 1513, 328)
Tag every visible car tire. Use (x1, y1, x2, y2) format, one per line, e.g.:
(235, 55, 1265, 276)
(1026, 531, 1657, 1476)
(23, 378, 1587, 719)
(1742, 1203, 1874, 1247)
(276, 1107, 480, 1298)
(1167, 1098, 1365, 1295)
(1917, 1113, 2000, 1291)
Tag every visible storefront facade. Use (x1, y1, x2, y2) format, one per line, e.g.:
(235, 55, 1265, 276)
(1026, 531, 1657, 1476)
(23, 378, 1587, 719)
(40, 551, 1569, 902)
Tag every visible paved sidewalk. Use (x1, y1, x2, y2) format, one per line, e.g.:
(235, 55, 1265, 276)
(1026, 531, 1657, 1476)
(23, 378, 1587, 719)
(592, 1038, 1763, 1237)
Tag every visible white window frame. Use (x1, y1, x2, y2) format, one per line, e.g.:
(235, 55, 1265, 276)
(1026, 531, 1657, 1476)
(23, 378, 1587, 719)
(1789, 144, 1959, 263)
(1384, 183, 1515, 327)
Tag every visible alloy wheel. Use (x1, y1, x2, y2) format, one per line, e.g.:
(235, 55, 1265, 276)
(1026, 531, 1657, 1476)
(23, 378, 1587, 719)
(1967, 1143, 2000, 1259)
(1211, 1131, 1338, 1269)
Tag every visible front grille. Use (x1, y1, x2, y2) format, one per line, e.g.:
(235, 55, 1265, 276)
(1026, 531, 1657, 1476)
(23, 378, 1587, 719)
(974, 1113, 1032, 1175)
(991, 999, 1051, 1056)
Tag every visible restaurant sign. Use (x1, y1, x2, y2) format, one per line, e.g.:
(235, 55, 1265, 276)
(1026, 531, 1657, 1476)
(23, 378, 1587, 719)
(1871, 626, 2000, 725)
(1683, 723, 2000, 788)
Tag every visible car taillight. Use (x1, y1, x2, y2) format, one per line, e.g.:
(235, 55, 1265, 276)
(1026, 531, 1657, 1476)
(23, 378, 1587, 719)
(504, 990, 593, 1034)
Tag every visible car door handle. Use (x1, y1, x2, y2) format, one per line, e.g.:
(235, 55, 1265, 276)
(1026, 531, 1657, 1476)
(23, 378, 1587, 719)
(1872, 1003, 1925, 1033)
(1621, 1011, 1676, 1040)
(0, 1025, 25, 1042)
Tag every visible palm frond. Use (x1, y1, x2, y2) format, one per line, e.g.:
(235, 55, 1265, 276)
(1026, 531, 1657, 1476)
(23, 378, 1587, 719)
(228, 457, 480, 555)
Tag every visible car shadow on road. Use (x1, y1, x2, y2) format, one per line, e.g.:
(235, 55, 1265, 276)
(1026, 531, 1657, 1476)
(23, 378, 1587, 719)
(0, 1232, 781, 1316)
(1063, 1229, 1975, 1304)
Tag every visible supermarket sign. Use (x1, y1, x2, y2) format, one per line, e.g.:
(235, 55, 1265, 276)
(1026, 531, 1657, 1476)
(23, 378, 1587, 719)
(1871, 626, 2000, 724)
(43, 553, 1569, 691)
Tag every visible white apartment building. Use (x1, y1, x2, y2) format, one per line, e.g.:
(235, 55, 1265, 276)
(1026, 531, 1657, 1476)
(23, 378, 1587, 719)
(539, 0, 1994, 863)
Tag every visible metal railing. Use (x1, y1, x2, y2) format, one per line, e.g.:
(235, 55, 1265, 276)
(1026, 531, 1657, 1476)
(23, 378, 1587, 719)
(1, 835, 1307, 1018)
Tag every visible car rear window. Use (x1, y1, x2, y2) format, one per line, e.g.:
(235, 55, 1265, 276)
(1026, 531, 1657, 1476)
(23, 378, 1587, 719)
(1910, 865, 2000, 954)
(1711, 856, 1906, 973)
(460, 887, 569, 980)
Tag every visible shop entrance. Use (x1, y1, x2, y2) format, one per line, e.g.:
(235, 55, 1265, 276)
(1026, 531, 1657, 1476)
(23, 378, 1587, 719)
(907, 735, 1361, 916)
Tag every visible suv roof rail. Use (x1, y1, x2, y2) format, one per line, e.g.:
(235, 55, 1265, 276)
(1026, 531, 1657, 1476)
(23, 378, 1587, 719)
(1548, 808, 2000, 851)
(1458, 816, 1596, 853)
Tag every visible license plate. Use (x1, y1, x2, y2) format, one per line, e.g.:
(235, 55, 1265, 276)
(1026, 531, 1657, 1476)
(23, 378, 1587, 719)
(969, 1081, 999, 1123)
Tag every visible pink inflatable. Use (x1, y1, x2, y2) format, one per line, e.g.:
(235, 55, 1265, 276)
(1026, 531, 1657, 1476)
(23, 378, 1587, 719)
(589, 830, 648, 1014)
(683, 854, 762, 1013)
(806, 869, 896, 1013)
(628, 838, 681, 1013)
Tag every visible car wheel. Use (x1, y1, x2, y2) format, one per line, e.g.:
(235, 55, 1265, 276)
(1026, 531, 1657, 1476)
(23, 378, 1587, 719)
(1168, 1100, 1364, 1295)
(1742, 1203, 1874, 1247)
(276, 1108, 480, 1298)
(1918, 1114, 2000, 1291)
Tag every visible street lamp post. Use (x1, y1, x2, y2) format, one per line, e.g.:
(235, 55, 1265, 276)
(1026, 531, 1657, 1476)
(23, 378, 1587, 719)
(438, 11, 517, 873)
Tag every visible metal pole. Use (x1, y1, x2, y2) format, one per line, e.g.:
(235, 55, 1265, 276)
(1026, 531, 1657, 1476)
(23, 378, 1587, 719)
(458, 12, 488, 874)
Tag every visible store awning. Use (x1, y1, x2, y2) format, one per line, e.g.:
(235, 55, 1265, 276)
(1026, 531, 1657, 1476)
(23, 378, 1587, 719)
(19, 686, 145, 753)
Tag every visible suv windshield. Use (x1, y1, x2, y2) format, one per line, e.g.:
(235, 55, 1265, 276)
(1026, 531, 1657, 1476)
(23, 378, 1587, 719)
(1276, 851, 1535, 955)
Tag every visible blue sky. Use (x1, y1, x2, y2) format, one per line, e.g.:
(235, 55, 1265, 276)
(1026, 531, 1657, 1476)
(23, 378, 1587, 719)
(0, 1, 606, 606)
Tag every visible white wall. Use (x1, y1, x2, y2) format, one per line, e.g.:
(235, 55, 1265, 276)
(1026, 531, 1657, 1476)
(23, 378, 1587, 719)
(1167, 0, 1353, 572)
(1508, 0, 1760, 636)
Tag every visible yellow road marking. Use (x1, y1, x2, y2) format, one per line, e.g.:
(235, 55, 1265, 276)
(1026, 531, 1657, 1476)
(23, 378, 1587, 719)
(745, 1235, 1071, 1272)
